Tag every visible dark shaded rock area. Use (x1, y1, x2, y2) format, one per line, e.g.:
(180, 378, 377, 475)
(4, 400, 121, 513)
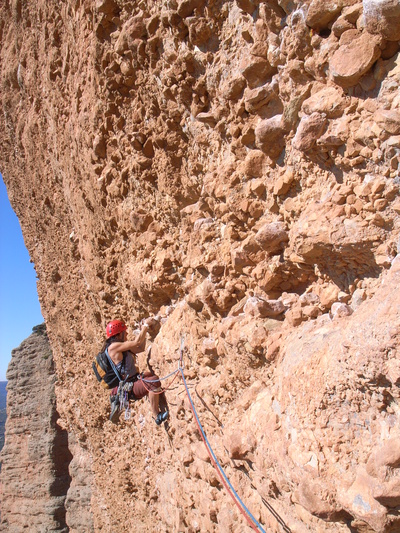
(0, 382, 6, 453)
(0, 325, 94, 532)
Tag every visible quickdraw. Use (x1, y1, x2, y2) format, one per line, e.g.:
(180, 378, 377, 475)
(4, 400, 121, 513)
(106, 349, 134, 419)
(118, 381, 133, 420)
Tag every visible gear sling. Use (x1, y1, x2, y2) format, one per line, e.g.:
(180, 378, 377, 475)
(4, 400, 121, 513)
(93, 349, 134, 420)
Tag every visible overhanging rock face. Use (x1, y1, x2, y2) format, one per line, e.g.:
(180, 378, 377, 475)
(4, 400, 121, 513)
(0, 0, 400, 531)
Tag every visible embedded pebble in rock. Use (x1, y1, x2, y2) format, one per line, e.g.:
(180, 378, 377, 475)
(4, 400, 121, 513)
(329, 31, 382, 88)
(292, 112, 328, 152)
(1, 0, 400, 531)
(330, 301, 353, 319)
(363, 0, 400, 41)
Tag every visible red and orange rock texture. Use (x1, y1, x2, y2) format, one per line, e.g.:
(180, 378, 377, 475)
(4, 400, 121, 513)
(1, 0, 400, 531)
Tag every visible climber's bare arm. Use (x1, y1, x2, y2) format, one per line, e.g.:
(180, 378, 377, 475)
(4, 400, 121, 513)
(108, 325, 149, 362)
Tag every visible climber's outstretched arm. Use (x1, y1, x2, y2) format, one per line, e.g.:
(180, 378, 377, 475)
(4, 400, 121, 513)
(108, 324, 149, 362)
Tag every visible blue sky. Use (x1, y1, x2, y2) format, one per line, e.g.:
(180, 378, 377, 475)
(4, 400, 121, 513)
(0, 174, 44, 381)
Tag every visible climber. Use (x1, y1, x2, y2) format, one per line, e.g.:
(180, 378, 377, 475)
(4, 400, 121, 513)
(103, 319, 169, 426)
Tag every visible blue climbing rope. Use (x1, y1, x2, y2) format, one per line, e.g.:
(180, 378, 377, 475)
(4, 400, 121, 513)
(140, 369, 180, 382)
(180, 368, 266, 533)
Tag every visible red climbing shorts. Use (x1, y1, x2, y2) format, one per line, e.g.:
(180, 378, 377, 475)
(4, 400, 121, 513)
(110, 372, 161, 400)
(131, 372, 161, 399)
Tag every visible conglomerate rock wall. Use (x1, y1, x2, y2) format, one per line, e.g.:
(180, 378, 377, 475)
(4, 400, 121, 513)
(0, 326, 94, 532)
(0, 0, 400, 531)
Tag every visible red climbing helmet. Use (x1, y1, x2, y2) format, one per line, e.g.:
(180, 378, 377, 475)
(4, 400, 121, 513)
(106, 319, 127, 338)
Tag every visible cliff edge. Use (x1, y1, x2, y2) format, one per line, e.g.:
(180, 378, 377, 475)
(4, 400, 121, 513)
(0, 0, 400, 531)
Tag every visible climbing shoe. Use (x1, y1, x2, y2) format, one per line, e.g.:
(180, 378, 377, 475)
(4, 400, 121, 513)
(110, 396, 120, 424)
(155, 410, 169, 426)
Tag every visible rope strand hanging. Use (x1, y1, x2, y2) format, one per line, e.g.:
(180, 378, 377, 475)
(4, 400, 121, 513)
(140, 334, 283, 532)
(138, 369, 180, 395)
(179, 367, 266, 533)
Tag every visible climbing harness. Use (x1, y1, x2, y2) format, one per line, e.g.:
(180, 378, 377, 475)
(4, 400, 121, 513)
(138, 336, 186, 395)
(138, 369, 180, 394)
